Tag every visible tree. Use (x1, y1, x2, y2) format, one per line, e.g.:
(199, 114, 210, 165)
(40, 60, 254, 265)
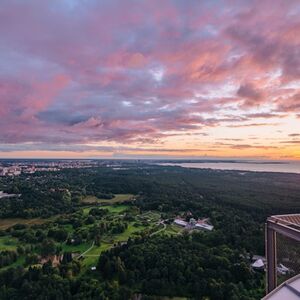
(40, 239, 56, 257)
(25, 253, 39, 266)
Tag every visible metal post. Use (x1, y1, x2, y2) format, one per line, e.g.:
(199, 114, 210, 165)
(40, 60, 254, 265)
(266, 222, 277, 293)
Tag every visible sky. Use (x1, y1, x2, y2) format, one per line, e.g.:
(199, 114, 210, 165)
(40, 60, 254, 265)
(0, 0, 300, 160)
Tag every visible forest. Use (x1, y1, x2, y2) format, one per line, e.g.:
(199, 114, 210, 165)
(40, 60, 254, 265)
(0, 161, 299, 299)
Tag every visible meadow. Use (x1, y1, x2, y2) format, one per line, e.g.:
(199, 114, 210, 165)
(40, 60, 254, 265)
(81, 193, 135, 204)
(0, 218, 50, 230)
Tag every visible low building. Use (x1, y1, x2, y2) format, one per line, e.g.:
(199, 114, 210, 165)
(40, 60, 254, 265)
(174, 218, 188, 227)
(0, 168, 8, 176)
(195, 223, 214, 231)
(174, 217, 213, 231)
(0, 191, 21, 199)
(252, 259, 265, 270)
(262, 274, 300, 300)
(277, 263, 290, 275)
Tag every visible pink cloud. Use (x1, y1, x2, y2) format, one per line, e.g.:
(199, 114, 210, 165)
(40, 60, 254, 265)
(0, 0, 299, 152)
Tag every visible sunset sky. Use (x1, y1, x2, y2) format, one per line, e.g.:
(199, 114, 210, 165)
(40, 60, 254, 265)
(0, 0, 300, 159)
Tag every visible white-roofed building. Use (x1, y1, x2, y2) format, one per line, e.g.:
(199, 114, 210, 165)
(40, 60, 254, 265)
(174, 217, 213, 231)
(174, 219, 188, 227)
(277, 263, 290, 275)
(262, 274, 300, 300)
(195, 223, 214, 231)
(251, 259, 265, 270)
(0, 191, 21, 199)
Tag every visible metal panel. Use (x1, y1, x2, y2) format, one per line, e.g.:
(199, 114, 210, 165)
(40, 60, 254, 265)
(266, 224, 277, 293)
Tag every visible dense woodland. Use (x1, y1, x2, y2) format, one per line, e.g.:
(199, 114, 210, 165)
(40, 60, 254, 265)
(0, 161, 300, 299)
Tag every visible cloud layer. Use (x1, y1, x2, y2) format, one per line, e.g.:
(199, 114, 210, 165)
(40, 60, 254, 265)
(0, 0, 300, 158)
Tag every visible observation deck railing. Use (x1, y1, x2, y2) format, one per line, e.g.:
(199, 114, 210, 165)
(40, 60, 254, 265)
(266, 214, 300, 294)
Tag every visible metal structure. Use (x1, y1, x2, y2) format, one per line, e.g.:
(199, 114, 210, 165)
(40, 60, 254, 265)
(265, 214, 300, 294)
(262, 274, 300, 300)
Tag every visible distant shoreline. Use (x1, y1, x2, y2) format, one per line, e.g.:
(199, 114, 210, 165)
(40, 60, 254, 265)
(157, 161, 300, 174)
(155, 159, 288, 165)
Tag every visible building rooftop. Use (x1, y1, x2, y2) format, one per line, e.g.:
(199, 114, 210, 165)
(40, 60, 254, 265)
(269, 214, 300, 227)
(262, 274, 300, 300)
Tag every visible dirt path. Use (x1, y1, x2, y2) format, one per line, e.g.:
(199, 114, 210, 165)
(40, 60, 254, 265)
(150, 222, 166, 237)
(78, 242, 95, 258)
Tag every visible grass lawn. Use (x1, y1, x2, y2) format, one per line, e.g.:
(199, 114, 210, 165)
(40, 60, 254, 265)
(79, 222, 147, 269)
(60, 242, 91, 253)
(85, 243, 111, 256)
(82, 207, 92, 215)
(82, 194, 135, 205)
(82, 204, 129, 215)
(81, 243, 111, 269)
(164, 224, 184, 235)
(0, 218, 49, 230)
(81, 255, 98, 269)
(102, 204, 129, 213)
(0, 236, 19, 251)
(61, 224, 74, 233)
(138, 211, 161, 222)
(114, 222, 146, 242)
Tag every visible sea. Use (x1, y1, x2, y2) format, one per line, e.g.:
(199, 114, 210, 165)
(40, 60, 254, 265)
(158, 160, 300, 174)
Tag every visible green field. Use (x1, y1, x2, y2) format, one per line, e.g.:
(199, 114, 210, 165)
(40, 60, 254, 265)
(0, 202, 162, 275)
(138, 211, 161, 222)
(165, 224, 185, 235)
(82, 194, 135, 204)
(114, 222, 146, 241)
(82, 204, 129, 215)
(102, 204, 129, 213)
(0, 236, 18, 251)
(81, 243, 111, 269)
(75, 210, 151, 269)
(80, 222, 147, 269)
(61, 242, 91, 253)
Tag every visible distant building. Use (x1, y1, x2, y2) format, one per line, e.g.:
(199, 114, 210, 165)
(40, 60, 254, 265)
(252, 259, 265, 270)
(174, 218, 188, 227)
(0, 168, 8, 176)
(0, 191, 21, 199)
(174, 217, 214, 231)
(189, 218, 196, 226)
(195, 223, 214, 231)
(277, 263, 290, 275)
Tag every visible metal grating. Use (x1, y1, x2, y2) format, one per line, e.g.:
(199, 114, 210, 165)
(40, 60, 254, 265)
(276, 233, 300, 285)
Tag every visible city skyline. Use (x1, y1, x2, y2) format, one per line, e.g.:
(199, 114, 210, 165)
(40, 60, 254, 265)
(1, 0, 300, 159)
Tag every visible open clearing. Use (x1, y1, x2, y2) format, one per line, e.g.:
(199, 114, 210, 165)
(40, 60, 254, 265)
(165, 224, 185, 235)
(0, 218, 50, 230)
(82, 194, 135, 205)
(79, 223, 147, 269)
(0, 236, 18, 251)
(82, 204, 129, 216)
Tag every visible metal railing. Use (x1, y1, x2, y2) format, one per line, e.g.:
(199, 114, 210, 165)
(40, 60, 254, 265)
(265, 214, 300, 294)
